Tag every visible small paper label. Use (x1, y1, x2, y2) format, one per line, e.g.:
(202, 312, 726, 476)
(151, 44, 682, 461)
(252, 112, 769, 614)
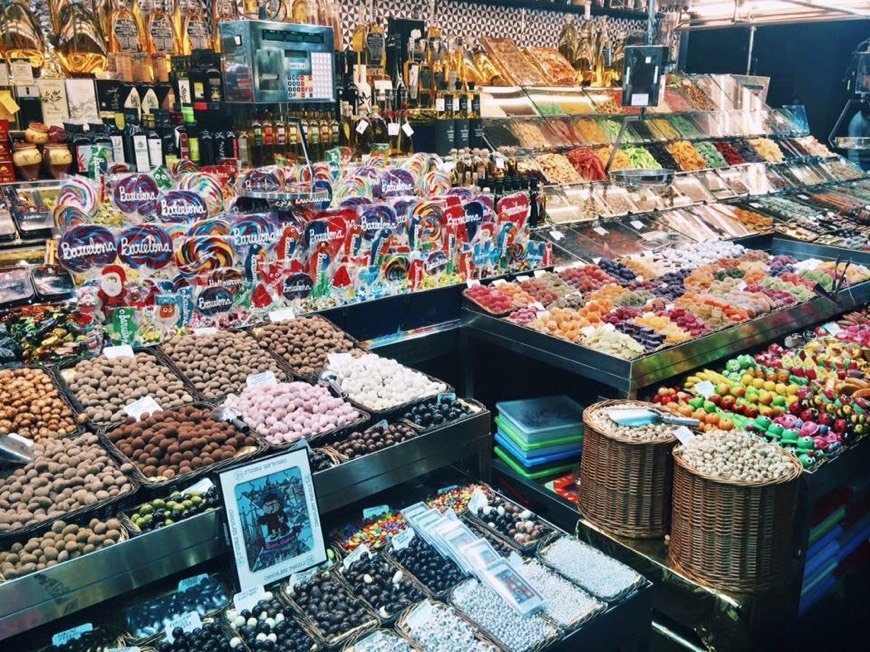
(104, 345, 134, 359)
(467, 488, 488, 515)
(193, 327, 218, 336)
(508, 551, 524, 570)
(10, 60, 34, 83)
(106, 648, 140, 652)
(674, 426, 696, 445)
(246, 371, 277, 388)
(737, 280, 747, 291)
(363, 504, 390, 520)
(177, 573, 208, 592)
(749, 202, 762, 209)
(824, 322, 843, 335)
(435, 98, 445, 112)
(268, 308, 295, 323)
(533, 270, 547, 278)
(631, 220, 645, 229)
(233, 585, 267, 611)
(516, 275, 531, 282)
(402, 122, 415, 137)
(581, 325, 596, 337)
(406, 601, 434, 630)
(343, 543, 370, 569)
(52, 624, 93, 647)
(549, 229, 564, 241)
(492, 279, 507, 286)
(694, 380, 715, 399)
(355, 119, 369, 135)
(496, 157, 505, 170)
(392, 528, 416, 551)
(387, 122, 400, 136)
(165, 612, 201, 642)
(466, 279, 480, 287)
(122, 396, 162, 420)
(593, 226, 609, 236)
(327, 352, 353, 367)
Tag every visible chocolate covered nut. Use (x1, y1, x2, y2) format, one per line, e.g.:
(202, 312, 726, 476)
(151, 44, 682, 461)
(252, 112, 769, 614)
(106, 407, 258, 482)
(226, 595, 315, 652)
(254, 316, 363, 377)
(342, 550, 424, 618)
(288, 571, 372, 642)
(0, 434, 133, 533)
(476, 496, 550, 548)
(63, 353, 194, 425)
(392, 536, 465, 594)
(0, 368, 79, 439)
(161, 331, 286, 399)
(0, 517, 124, 579)
(335, 422, 418, 460)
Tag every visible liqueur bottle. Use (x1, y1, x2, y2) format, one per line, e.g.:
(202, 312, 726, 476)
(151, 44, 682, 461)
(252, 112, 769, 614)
(211, 0, 237, 52)
(0, 0, 46, 70)
(55, 1, 109, 76)
(142, 0, 175, 82)
(175, 0, 209, 55)
(108, 0, 146, 80)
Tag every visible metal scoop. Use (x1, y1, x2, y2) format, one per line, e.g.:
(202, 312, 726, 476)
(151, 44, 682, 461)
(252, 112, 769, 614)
(606, 408, 699, 428)
(0, 434, 35, 464)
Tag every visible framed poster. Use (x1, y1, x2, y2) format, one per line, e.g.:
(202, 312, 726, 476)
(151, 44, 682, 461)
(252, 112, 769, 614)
(219, 448, 325, 590)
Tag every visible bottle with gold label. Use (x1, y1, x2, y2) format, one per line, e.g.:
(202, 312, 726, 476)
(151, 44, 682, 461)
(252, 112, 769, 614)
(55, 1, 109, 76)
(109, 0, 145, 53)
(0, 0, 46, 71)
(211, 0, 237, 52)
(351, 6, 368, 62)
(365, 10, 385, 73)
(142, 0, 175, 82)
(290, 0, 319, 24)
(175, 0, 209, 55)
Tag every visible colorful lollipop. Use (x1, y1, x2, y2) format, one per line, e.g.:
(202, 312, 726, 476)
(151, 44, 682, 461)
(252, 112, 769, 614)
(117, 223, 173, 269)
(420, 170, 452, 198)
(57, 176, 99, 215)
(58, 224, 117, 273)
(178, 172, 224, 216)
(173, 235, 234, 277)
(111, 173, 160, 216)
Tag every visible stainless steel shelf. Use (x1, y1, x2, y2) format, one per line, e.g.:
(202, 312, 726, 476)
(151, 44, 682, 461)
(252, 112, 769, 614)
(463, 279, 870, 397)
(0, 412, 492, 640)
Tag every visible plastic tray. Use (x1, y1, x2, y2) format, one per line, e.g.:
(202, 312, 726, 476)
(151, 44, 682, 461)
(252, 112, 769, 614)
(494, 415, 583, 452)
(496, 395, 585, 443)
(494, 432, 582, 466)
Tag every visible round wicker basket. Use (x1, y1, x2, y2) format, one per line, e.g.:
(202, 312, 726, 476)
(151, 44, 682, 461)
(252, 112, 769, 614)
(579, 400, 678, 538)
(668, 443, 802, 593)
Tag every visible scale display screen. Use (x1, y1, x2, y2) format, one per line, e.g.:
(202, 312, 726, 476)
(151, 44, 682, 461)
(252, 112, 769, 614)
(262, 29, 325, 45)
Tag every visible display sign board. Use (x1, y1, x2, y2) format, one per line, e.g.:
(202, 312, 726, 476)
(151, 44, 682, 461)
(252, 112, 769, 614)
(219, 448, 326, 590)
(621, 45, 668, 108)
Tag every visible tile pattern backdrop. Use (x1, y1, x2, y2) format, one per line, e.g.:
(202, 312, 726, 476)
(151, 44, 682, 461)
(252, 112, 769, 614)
(335, 0, 648, 50)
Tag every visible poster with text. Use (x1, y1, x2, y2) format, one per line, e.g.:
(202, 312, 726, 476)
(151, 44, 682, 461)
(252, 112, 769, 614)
(219, 448, 325, 590)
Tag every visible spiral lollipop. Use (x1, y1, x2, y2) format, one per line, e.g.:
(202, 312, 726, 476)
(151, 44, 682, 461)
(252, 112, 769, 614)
(173, 159, 199, 175)
(339, 196, 371, 209)
(53, 205, 88, 230)
(359, 204, 397, 240)
(400, 154, 427, 181)
(58, 224, 117, 273)
(411, 200, 445, 250)
(312, 162, 332, 182)
(420, 170, 452, 198)
(117, 223, 173, 269)
(187, 218, 231, 237)
(173, 235, 234, 277)
(178, 172, 224, 216)
(57, 176, 99, 215)
(164, 222, 189, 246)
(230, 213, 279, 254)
(334, 176, 374, 203)
(445, 186, 473, 202)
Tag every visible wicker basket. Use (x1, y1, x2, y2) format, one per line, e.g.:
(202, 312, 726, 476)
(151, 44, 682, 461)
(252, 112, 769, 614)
(668, 443, 802, 593)
(579, 400, 677, 538)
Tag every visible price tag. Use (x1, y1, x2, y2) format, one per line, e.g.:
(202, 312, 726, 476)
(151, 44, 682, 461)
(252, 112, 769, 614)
(10, 60, 34, 83)
(233, 585, 267, 612)
(355, 119, 369, 135)
(492, 278, 508, 286)
(268, 308, 295, 323)
(533, 270, 548, 278)
(674, 426, 696, 445)
(593, 226, 609, 236)
(665, 303, 675, 311)
(392, 528, 416, 551)
(528, 302, 545, 311)
(246, 371, 277, 388)
(581, 325, 596, 338)
(508, 552, 524, 570)
(466, 279, 480, 287)
(737, 280, 747, 291)
(516, 275, 530, 282)
(592, 257, 601, 264)
(104, 345, 134, 359)
(435, 98, 445, 112)
(106, 648, 140, 652)
(327, 352, 353, 367)
(178, 573, 208, 592)
(123, 396, 162, 420)
(694, 380, 716, 399)
(824, 322, 843, 335)
(343, 543, 371, 569)
(749, 202, 762, 209)
(164, 612, 202, 642)
(402, 122, 415, 137)
(363, 504, 390, 520)
(467, 488, 488, 515)
(52, 624, 93, 647)
(495, 158, 505, 170)
(549, 229, 564, 241)
(387, 122, 400, 136)
(631, 220, 645, 229)
(193, 327, 218, 336)
(636, 276, 644, 282)
(406, 600, 434, 630)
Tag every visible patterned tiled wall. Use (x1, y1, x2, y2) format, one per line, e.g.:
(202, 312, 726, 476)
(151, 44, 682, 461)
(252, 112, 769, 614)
(336, 0, 647, 50)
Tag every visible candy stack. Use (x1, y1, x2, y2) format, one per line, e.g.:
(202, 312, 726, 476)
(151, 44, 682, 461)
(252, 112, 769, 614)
(493, 395, 584, 479)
